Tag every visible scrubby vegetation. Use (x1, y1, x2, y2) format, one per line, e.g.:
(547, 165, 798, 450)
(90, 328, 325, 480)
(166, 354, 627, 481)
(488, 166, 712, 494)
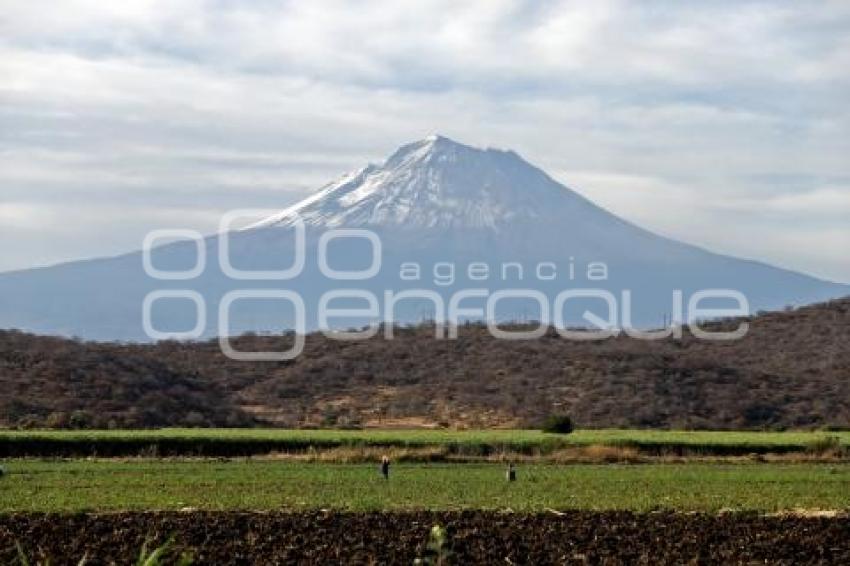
(542, 415, 574, 434)
(0, 297, 848, 429)
(1, 428, 848, 458)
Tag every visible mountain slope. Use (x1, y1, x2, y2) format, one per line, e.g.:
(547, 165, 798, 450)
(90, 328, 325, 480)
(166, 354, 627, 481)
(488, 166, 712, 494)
(2, 298, 848, 429)
(0, 135, 847, 340)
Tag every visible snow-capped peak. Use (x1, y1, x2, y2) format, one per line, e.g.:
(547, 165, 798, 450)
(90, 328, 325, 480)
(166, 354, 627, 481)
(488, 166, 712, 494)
(384, 135, 472, 168)
(256, 136, 599, 231)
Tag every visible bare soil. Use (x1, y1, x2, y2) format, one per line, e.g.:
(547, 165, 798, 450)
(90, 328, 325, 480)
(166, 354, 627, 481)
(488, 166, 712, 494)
(1, 510, 849, 564)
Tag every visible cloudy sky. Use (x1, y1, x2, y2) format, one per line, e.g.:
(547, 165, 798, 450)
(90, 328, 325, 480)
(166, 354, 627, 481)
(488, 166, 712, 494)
(1, 0, 849, 282)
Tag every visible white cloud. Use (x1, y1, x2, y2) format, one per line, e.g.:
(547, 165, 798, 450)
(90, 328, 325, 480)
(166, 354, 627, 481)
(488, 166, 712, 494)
(764, 187, 850, 216)
(0, 0, 848, 282)
(562, 169, 850, 283)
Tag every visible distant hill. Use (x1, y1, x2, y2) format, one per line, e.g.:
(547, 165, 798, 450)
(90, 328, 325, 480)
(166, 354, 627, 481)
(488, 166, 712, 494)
(1, 297, 848, 430)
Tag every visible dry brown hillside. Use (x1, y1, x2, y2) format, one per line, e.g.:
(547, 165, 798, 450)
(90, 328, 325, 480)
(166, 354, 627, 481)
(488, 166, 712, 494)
(1, 297, 848, 429)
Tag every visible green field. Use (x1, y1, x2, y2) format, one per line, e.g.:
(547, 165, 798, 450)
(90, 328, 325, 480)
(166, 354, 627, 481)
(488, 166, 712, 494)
(1, 460, 849, 513)
(2, 429, 847, 514)
(2, 428, 848, 457)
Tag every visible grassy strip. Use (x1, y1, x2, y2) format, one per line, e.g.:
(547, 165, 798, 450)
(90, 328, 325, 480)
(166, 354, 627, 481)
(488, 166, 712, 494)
(0, 460, 849, 513)
(0, 429, 848, 458)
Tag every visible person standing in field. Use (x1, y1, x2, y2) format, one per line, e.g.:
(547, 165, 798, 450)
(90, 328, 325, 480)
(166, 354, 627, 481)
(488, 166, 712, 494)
(506, 462, 516, 482)
(381, 455, 390, 480)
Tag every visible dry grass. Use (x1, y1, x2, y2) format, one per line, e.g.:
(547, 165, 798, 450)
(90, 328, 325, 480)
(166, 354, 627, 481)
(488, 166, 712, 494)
(256, 443, 850, 464)
(266, 445, 450, 463)
(541, 445, 644, 463)
(261, 444, 646, 464)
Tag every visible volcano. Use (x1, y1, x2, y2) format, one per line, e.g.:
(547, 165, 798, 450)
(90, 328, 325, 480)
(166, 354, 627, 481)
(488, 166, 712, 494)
(0, 135, 846, 341)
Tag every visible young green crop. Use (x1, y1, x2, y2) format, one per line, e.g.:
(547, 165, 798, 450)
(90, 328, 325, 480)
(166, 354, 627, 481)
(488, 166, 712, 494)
(1, 460, 848, 513)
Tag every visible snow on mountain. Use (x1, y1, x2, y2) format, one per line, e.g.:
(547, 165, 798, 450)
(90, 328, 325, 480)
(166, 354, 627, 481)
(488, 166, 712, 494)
(256, 135, 598, 230)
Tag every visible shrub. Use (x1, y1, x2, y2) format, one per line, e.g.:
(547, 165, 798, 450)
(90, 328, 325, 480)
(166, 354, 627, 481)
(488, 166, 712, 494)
(182, 411, 206, 428)
(806, 436, 843, 456)
(542, 415, 574, 434)
(45, 411, 69, 429)
(69, 410, 92, 429)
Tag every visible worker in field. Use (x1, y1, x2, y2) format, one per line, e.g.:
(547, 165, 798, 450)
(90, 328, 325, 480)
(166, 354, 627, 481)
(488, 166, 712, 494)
(506, 462, 516, 482)
(381, 455, 390, 480)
